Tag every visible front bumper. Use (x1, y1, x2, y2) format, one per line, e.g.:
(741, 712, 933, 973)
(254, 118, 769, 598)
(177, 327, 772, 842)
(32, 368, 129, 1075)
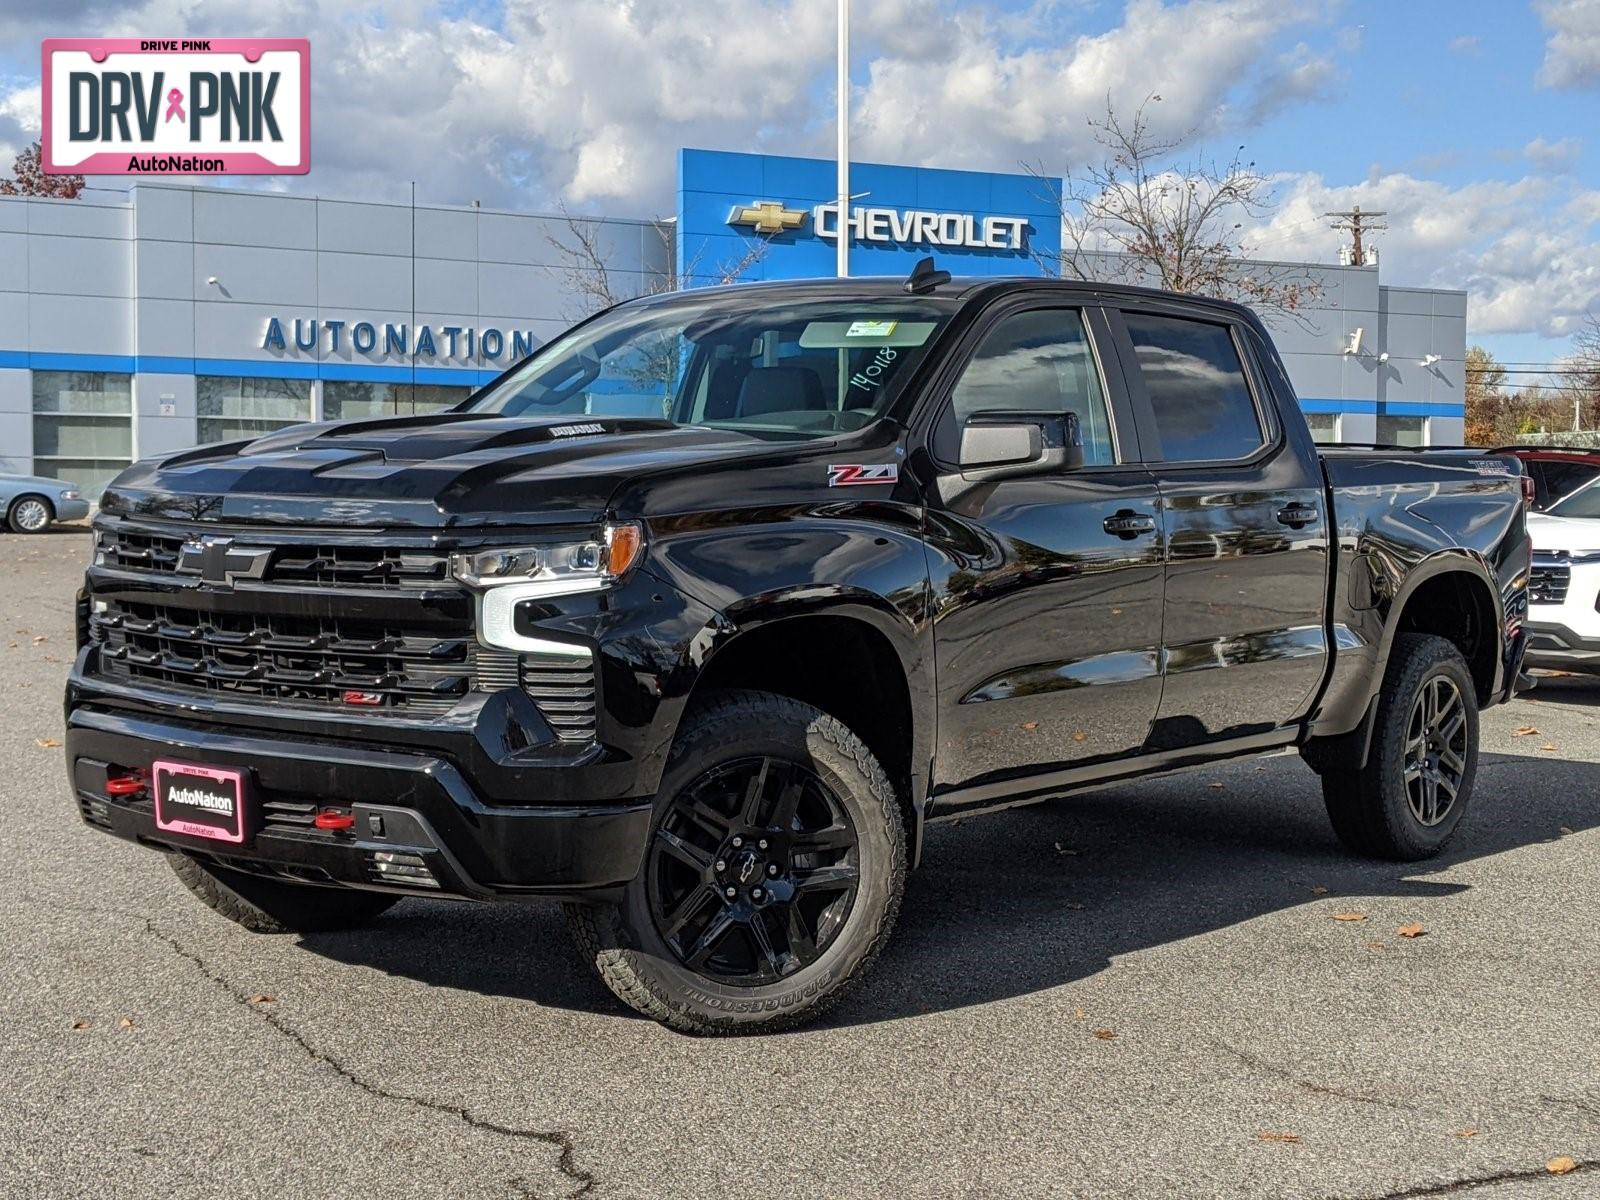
(67, 705, 653, 900)
(56, 498, 91, 522)
(1527, 559, 1600, 671)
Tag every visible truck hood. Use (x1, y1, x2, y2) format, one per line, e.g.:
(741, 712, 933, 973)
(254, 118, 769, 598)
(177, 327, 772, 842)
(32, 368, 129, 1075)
(99, 412, 808, 529)
(1527, 511, 1600, 554)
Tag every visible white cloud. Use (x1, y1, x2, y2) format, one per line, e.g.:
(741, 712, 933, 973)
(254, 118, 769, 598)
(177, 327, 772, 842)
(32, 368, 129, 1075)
(1537, 0, 1600, 88)
(1524, 134, 1583, 170)
(1447, 34, 1481, 56)
(1247, 172, 1600, 337)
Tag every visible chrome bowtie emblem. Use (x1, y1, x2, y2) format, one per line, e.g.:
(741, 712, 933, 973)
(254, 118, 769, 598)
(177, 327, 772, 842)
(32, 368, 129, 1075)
(175, 535, 273, 587)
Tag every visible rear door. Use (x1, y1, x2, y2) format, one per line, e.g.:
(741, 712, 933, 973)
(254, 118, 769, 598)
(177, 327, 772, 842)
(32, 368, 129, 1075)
(922, 303, 1166, 793)
(1109, 305, 1330, 746)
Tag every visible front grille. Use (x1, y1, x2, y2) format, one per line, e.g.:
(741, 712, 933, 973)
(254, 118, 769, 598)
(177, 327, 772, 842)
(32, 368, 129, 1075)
(98, 526, 453, 591)
(1530, 561, 1571, 605)
(93, 600, 475, 716)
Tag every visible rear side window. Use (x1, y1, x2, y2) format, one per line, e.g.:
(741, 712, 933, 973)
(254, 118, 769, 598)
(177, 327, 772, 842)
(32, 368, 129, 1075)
(1538, 460, 1600, 509)
(1123, 313, 1263, 462)
(939, 308, 1115, 465)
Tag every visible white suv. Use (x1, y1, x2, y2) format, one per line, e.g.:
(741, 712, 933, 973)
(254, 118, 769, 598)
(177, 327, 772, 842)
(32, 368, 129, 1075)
(1527, 478, 1600, 672)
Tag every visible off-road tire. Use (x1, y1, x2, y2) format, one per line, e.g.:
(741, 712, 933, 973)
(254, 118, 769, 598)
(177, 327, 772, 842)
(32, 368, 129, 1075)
(1322, 634, 1479, 861)
(169, 853, 400, 934)
(564, 689, 906, 1035)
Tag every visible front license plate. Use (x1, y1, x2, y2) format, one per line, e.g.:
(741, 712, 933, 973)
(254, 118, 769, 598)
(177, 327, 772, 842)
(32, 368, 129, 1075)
(153, 760, 247, 844)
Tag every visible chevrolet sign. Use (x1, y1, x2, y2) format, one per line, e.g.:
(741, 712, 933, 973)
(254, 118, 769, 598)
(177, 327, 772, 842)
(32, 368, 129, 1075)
(726, 199, 1031, 251)
(816, 203, 1029, 251)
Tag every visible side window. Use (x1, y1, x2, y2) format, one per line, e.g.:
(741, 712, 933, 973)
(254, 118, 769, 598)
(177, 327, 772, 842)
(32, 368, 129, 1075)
(939, 308, 1115, 465)
(1540, 461, 1599, 507)
(1123, 312, 1264, 463)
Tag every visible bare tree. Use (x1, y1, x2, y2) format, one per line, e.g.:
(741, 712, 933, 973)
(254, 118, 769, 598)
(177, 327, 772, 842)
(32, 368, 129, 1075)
(544, 204, 770, 320)
(1029, 98, 1322, 322)
(0, 141, 85, 199)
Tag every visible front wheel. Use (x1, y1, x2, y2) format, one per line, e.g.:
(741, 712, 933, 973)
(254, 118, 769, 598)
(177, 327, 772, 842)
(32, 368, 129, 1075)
(8, 495, 53, 534)
(1321, 634, 1480, 861)
(565, 689, 906, 1034)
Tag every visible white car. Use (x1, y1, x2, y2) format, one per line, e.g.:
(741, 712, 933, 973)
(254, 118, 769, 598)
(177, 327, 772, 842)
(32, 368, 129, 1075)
(1527, 477, 1600, 671)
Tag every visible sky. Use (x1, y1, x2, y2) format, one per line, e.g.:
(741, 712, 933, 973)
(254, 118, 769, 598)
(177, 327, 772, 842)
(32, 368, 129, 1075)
(0, 0, 1597, 369)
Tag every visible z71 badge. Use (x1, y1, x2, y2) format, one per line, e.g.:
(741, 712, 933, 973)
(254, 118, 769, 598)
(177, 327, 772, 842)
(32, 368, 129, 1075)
(828, 463, 900, 487)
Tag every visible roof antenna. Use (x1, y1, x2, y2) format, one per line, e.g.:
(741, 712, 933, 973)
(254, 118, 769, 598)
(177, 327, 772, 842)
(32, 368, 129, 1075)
(904, 256, 950, 295)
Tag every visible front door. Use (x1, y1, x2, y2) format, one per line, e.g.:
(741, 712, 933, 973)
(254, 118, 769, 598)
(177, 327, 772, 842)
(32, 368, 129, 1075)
(1111, 307, 1330, 746)
(921, 305, 1165, 795)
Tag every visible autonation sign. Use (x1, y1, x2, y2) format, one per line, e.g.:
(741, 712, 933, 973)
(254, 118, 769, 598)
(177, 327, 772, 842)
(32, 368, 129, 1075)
(262, 317, 539, 364)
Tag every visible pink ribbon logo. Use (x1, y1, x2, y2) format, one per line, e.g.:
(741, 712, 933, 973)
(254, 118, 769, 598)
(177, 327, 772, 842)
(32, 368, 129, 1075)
(164, 88, 185, 123)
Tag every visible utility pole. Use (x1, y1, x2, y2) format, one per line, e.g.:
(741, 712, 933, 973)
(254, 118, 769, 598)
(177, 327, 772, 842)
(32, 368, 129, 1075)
(1325, 204, 1387, 267)
(836, 0, 850, 278)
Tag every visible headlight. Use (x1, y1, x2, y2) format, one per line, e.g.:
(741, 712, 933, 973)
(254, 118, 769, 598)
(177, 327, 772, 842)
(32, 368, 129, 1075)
(450, 521, 644, 590)
(455, 522, 645, 656)
(60, 489, 81, 501)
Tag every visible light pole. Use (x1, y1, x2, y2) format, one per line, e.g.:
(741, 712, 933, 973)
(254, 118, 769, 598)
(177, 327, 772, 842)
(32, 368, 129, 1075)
(836, 0, 850, 278)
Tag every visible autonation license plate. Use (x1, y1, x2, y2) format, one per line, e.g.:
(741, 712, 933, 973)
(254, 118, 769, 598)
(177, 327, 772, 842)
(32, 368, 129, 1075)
(153, 760, 247, 843)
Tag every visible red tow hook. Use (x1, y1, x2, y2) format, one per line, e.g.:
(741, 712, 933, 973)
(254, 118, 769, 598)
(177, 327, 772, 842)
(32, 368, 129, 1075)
(313, 809, 357, 832)
(105, 771, 147, 797)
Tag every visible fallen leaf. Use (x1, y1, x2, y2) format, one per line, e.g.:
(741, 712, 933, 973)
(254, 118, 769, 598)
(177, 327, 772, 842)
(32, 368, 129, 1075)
(31, 634, 47, 644)
(117, 1016, 134, 1029)
(70, 1019, 91, 1031)
(1540, 743, 1559, 752)
(1331, 912, 1367, 922)
(1455, 1129, 1478, 1139)
(1258, 1131, 1301, 1144)
(1053, 842, 1079, 856)
(1397, 922, 1427, 938)
(1074, 1007, 1087, 1020)
(1020, 721, 1039, 732)
(247, 994, 276, 1005)
(1512, 726, 1540, 737)
(1559, 826, 1575, 836)
(1092, 1028, 1116, 1040)
(35, 737, 61, 749)
(1364, 941, 1386, 951)
(1310, 885, 1330, 895)
(1071, 730, 1088, 743)
(1546, 1156, 1578, 1175)
(1208, 782, 1226, 790)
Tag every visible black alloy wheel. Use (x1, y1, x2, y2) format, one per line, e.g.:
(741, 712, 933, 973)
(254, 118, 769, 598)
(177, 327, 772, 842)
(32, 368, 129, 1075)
(647, 756, 860, 985)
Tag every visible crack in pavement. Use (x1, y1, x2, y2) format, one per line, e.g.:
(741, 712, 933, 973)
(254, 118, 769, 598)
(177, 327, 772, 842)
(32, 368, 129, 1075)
(1329, 1159, 1595, 1198)
(140, 918, 598, 1199)
(1214, 1041, 1419, 1111)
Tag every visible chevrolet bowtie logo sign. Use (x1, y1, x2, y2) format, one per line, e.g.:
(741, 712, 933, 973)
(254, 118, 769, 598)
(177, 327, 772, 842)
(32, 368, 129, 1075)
(727, 201, 808, 235)
(175, 535, 273, 587)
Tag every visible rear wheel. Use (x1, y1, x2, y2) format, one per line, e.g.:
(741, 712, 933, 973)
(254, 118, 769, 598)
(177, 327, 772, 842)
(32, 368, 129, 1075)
(565, 689, 905, 1034)
(1322, 634, 1479, 861)
(8, 495, 53, 534)
(169, 854, 401, 934)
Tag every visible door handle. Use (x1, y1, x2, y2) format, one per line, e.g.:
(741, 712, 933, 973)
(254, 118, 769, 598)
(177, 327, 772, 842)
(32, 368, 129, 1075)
(1103, 510, 1156, 539)
(1276, 503, 1319, 529)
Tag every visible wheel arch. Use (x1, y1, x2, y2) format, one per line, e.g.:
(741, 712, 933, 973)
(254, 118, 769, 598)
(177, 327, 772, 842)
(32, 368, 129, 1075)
(675, 595, 929, 867)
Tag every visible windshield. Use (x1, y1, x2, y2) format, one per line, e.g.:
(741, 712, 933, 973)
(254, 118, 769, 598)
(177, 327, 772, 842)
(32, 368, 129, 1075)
(466, 292, 956, 436)
(1548, 474, 1600, 518)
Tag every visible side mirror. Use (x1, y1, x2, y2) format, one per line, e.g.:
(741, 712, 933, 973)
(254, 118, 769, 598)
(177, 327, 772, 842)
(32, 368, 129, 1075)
(958, 411, 1085, 482)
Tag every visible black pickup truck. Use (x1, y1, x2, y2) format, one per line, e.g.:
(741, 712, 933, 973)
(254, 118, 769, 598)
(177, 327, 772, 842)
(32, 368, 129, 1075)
(66, 268, 1530, 1033)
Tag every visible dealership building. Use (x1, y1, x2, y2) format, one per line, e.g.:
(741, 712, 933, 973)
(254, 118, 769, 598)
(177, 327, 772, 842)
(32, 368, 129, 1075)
(0, 147, 1467, 498)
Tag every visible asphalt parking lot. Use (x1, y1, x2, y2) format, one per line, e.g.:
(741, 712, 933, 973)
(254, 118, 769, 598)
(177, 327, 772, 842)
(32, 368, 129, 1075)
(4, 527, 1597, 1200)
